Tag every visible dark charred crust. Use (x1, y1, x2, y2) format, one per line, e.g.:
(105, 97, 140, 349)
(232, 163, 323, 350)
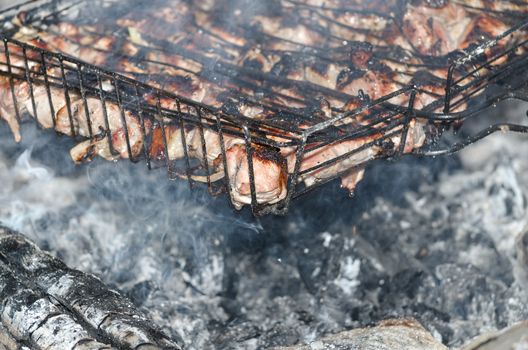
(348, 41, 374, 69)
(336, 68, 365, 90)
(464, 26, 493, 49)
(411, 70, 446, 87)
(270, 54, 298, 77)
(378, 137, 396, 154)
(74, 144, 96, 163)
(253, 144, 285, 166)
(426, 16, 434, 31)
(351, 51, 373, 70)
(311, 59, 330, 77)
(431, 39, 443, 56)
(166, 75, 197, 92)
(221, 97, 245, 115)
(243, 58, 264, 71)
(369, 61, 393, 75)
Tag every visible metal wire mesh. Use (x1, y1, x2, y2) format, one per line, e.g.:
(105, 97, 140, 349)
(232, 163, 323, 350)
(0, 0, 527, 215)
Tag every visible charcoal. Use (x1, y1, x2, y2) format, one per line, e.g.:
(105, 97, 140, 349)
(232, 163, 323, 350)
(0, 226, 182, 350)
(0, 268, 112, 349)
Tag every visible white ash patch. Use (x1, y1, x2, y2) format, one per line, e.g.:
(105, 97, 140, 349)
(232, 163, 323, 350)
(333, 257, 361, 295)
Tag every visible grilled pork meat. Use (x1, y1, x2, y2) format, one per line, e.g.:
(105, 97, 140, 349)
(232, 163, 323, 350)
(0, 79, 29, 142)
(66, 98, 146, 162)
(398, 2, 474, 57)
(225, 144, 287, 209)
(14, 0, 512, 113)
(1, 0, 526, 210)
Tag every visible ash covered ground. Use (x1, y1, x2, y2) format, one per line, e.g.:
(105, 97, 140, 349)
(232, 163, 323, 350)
(1, 101, 528, 349)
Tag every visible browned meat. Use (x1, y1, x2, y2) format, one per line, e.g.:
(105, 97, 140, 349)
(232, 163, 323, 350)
(0, 41, 43, 141)
(28, 84, 80, 135)
(287, 135, 380, 190)
(66, 98, 145, 162)
(225, 144, 287, 209)
(0, 78, 28, 142)
(286, 118, 426, 192)
(1, 0, 525, 211)
(149, 124, 188, 162)
(37, 25, 114, 66)
(398, 3, 475, 56)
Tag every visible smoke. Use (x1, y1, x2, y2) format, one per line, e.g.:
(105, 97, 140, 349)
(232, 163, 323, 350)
(2, 97, 528, 349)
(0, 121, 264, 347)
(0, 141, 83, 237)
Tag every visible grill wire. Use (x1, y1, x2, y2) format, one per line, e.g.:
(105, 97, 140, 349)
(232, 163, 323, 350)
(0, 0, 528, 215)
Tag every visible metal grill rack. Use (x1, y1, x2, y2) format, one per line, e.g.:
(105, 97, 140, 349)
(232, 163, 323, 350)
(0, 0, 528, 215)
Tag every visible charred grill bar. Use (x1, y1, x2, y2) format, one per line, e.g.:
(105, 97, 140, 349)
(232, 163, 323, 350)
(0, 1, 528, 214)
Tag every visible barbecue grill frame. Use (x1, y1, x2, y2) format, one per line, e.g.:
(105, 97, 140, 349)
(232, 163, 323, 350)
(1, 0, 528, 215)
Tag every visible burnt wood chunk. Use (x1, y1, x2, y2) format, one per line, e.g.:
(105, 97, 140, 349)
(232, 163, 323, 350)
(0, 225, 182, 350)
(271, 319, 447, 350)
(0, 269, 113, 349)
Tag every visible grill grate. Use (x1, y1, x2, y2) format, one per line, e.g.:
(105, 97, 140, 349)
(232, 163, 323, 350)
(0, 0, 528, 215)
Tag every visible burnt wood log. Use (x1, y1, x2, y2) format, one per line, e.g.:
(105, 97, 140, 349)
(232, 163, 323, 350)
(0, 225, 182, 350)
(272, 319, 447, 350)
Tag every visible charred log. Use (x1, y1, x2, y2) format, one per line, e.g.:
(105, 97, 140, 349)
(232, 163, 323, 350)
(0, 225, 182, 350)
(271, 319, 447, 350)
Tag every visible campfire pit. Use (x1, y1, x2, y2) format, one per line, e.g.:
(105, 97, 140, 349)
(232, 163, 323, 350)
(0, 0, 528, 349)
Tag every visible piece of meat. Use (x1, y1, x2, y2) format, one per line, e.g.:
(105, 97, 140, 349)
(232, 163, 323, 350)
(286, 115, 426, 193)
(397, 119, 427, 154)
(79, 36, 115, 66)
(0, 41, 44, 141)
(0, 78, 29, 142)
(64, 98, 145, 163)
(338, 70, 398, 100)
(238, 47, 280, 73)
(194, 11, 247, 48)
(39, 29, 113, 67)
(146, 51, 203, 75)
(296, 6, 387, 46)
(340, 167, 365, 194)
(288, 135, 380, 189)
(399, 2, 475, 56)
(150, 124, 187, 161)
(252, 16, 323, 48)
(26, 84, 80, 135)
(188, 128, 242, 166)
(225, 144, 287, 210)
(304, 63, 343, 90)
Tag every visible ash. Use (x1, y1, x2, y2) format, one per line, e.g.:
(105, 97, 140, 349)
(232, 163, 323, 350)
(1, 103, 528, 349)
